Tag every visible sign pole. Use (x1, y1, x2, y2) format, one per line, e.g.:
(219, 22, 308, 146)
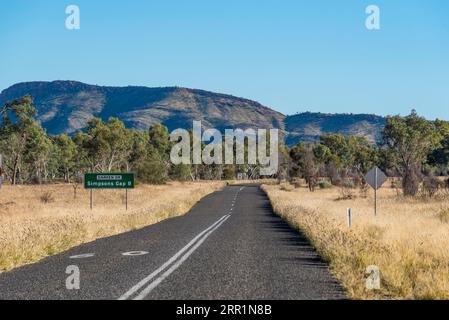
(374, 188, 377, 216)
(84, 173, 135, 210)
(375, 168, 378, 216)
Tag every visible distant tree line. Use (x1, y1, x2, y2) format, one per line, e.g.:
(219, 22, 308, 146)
(1, 97, 449, 198)
(0, 96, 268, 185)
(287, 110, 449, 197)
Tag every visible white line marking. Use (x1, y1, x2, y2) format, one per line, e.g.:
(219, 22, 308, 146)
(122, 251, 149, 256)
(118, 215, 229, 300)
(69, 253, 95, 259)
(133, 215, 230, 300)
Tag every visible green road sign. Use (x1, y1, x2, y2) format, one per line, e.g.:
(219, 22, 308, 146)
(84, 173, 135, 189)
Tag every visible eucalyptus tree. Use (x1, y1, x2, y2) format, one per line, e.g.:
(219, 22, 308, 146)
(381, 110, 440, 196)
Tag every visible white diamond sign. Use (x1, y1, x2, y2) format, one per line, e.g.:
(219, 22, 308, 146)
(365, 166, 388, 190)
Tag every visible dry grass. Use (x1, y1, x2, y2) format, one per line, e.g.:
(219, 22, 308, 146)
(279, 182, 295, 192)
(0, 181, 224, 272)
(262, 184, 449, 300)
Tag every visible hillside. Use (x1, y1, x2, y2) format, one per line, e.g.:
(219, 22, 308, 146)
(0, 81, 386, 145)
(0, 81, 285, 135)
(285, 112, 386, 145)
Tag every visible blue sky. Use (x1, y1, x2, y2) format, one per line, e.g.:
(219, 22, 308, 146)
(1, 0, 448, 119)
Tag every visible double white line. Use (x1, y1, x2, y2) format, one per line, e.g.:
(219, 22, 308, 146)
(118, 214, 231, 300)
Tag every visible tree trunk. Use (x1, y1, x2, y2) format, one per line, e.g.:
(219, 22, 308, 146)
(12, 154, 19, 185)
(402, 164, 421, 196)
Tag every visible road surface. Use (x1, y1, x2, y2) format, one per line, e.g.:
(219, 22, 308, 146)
(0, 184, 345, 300)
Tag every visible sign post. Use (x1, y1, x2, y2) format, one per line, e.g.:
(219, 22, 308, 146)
(364, 166, 388, 216)
(375, 168, 378, 215)
(84, 173, 135, 210)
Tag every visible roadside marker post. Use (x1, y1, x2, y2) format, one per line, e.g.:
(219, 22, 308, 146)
(125, 189, 128, 211)
(84, 173, 135, 210)
(348, 208, 352, 228)
(364, 166, 388, 216)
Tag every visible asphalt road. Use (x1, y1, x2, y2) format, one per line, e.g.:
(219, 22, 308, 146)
(0, 184, 345, 300)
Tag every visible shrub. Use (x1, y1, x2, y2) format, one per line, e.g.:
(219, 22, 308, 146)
(336, 179, 356, 200)
(359, 181, 369, 198)
(342, 180, 355, 189)
(170, 164, 192, 182)
(422, 174, 440, 198)
(437, 207, 449, 223)
(136, 155, 168, 185)
(40, 192, 54, 204)
(338, 188, 354, 200)
(319, 181, 333, 189)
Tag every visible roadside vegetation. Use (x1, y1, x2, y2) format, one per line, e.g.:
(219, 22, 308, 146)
(263, 110, 449, 299)
(0, 182, 224, 271)
(263, 184, 449, 299)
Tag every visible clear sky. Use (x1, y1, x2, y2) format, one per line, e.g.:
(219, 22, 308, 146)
(1, 0, 448, 119)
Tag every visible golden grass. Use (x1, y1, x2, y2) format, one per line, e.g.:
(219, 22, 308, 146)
(262, 184, 449, 300)
(0, 181, 224, 272)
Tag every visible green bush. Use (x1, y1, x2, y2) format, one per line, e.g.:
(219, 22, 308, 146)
(319, 181, 333, 189)
(136, 154, 168, 184)
(342, 179, 355, 189)
(170, 164, 192, 182)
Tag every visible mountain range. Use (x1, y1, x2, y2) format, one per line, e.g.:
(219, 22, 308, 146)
(0, 81, 386, 146)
